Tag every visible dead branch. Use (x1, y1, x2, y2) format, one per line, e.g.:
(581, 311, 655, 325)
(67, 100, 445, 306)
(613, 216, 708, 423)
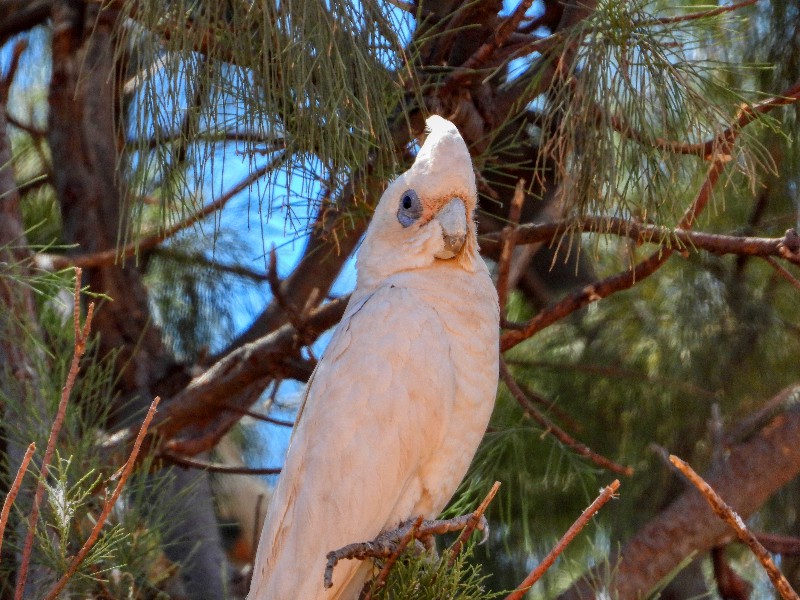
(500, 361, 634, 476)
(505, 479, 620, 600)
(159, 452, 281, 475)
(15, 270, 94, 600)
(0, 442, 35, 561)
(669, 454, 800, 600)
(448, 481, 501, 562)
(42, 397, 161, 600)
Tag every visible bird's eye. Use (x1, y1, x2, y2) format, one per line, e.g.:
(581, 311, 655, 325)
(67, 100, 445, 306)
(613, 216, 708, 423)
(397, 189, 422, 228)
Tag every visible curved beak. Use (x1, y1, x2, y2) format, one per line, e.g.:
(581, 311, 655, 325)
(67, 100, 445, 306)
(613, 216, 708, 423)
(433, 198, 467, 259)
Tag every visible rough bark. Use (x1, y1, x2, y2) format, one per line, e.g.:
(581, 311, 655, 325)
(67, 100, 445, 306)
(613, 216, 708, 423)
(45, 3, 227, 596)
(559, 387, 800, 600)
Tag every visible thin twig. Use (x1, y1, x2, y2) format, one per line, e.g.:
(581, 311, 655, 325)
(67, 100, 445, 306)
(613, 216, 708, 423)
(15, 270, 94, 600)
(764, 256, 800, 292)
(647, 0, 757, 25)
(497, 180, 525, 319)
(448, 481, 501, 563)
(0, 442, 36, 561)
(500, 361, 634, 476)
(363, 516, 423, 600)
(505, 480, 620, 600)
(42, 397, 161, 600)
(159, 452, 281, 475)
(220, 403, 294, 427)
(669, 455, 800, 600)
(38, 154, 284, 271)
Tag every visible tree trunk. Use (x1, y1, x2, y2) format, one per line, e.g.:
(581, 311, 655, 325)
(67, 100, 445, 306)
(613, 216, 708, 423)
(46, 3, 228, 596)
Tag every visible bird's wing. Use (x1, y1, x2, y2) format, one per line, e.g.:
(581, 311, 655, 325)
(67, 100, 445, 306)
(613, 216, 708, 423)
(248, 284, 455, 600)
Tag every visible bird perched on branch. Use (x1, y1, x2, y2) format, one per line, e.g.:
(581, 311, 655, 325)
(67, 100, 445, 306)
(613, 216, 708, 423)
(248, 115, 500, 600)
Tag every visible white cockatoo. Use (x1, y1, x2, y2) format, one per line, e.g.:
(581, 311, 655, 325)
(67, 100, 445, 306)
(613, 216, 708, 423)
(248, 115, 500, 600)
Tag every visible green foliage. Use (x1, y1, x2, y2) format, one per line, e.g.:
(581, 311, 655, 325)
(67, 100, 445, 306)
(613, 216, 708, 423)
(369, 539, 499, 600)
(120, 0, 407, 230)
(522, 0, 776, 230)
(0, 270, 182, 599)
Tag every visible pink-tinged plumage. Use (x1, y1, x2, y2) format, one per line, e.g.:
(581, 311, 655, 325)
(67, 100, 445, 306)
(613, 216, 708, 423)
(248, 116, 499, 600)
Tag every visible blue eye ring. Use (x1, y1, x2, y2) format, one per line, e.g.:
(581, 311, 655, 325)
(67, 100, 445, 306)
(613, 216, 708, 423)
(397, 189, 422, 228)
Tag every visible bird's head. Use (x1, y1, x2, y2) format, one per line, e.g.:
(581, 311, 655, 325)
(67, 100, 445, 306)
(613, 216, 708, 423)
(356, 115, 481, 287)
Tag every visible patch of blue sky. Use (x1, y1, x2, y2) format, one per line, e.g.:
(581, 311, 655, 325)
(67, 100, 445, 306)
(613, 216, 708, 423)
(2, 28, 51, 127)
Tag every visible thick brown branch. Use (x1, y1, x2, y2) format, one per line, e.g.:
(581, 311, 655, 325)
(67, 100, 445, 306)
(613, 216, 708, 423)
(105, 295, 348, 458)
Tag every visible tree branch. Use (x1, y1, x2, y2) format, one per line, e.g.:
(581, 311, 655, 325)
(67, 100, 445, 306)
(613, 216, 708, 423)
(0, 442, 35, 561)
(37, 154, 284, 271)
(159, 452, 280, 475)
(500, 361, 634, 476)
(481, 217, 800, 265)
(105, 295, 348, 458)
(670, 454, 800, 600)
(501, 80, 800, 352)
(506, 479, 620, 600)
